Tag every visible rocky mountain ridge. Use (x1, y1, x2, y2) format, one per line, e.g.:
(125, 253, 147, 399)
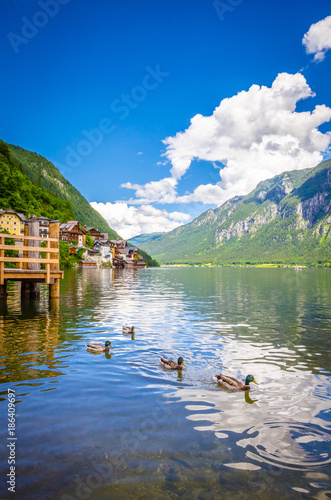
(139, 160, 331, 265)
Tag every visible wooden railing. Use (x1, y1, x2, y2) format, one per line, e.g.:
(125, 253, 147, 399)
(0, 233, 60, 285)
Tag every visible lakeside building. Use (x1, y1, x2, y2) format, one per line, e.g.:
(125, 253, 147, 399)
(0, 209, 25, 235)
(17, 213, 26, 234)
(93, 240, 112, 259)
(0, 209, 146, 269)
(27, 216, 51, 238)
(109, 240, 146, 268)
(60, 221, 87, 246)
(93, 239, 146, 268)
(109, 239, 127, 249)
(79, 260, 97, 268)
(83, 226, 106, 241)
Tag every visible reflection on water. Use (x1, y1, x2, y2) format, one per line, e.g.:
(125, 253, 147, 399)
(238, 422, 331, 470)
(0, 268, 331, 499)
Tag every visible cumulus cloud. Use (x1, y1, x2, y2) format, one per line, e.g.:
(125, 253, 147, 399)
(303, 16, 331, 61)
(100, 73, 331, 237)
(90, 201, 190, 239)
(165, 73, 331, 203)
(121, 177, 178, 205)
(123, 72, 331, 207)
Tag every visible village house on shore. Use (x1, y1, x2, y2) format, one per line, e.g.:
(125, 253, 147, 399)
(60, 221, 87, 246)
(0, 209, 25, 235)
(0, 209, 146, 269)
(0, 210, 51, 238)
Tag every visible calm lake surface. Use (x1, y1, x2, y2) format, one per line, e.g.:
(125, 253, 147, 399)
(0, 267, 331, 499)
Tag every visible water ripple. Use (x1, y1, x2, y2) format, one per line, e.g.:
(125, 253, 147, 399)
(237, 422, 331, 470)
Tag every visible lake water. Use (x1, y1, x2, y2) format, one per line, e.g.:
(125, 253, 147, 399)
(0, 267, 331, 499)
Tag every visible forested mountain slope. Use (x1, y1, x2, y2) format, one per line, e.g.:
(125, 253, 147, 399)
(140, 160, 331, 266)
(7, 142, 121, 237)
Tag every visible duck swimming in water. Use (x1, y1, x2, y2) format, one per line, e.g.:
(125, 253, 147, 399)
(213, 373, 258, 391)
(123, 326, 134, 334)
(160, 356, 185, 370)
(86, 340, 113, 352)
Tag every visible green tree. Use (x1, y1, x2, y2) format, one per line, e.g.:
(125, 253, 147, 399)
(0, 144, 76, 221)
(85, 232, 94, 248)
(59, 242, 80, 269)
(0, 140, 10, 159)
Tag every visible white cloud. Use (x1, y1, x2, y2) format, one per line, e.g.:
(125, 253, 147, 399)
(101, 73, 331, 240)
(121, 177, 178, 205)
(163, 73, 331, 205)
(122, 72, 331, 207)
(90, 201, 190, 239)
(122, 73, 331, 205)
(176, 184, 225, 205)
(303, 16, 331, 61)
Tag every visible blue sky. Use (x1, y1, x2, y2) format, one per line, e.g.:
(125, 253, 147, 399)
(1, 0, 331, 238)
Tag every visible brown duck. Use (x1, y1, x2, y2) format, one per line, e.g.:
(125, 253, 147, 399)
(86, 340, 113, 352)
(213, 373, 258, 390)
(160, 356, 185, 370)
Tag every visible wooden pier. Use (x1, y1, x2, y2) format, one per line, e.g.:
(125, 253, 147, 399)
(0, 220, 63, 300)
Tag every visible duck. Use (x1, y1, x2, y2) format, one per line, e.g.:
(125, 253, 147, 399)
(123, 326, 135, 334)
(86, 340, 113, 352)
(160, 356, 185, 370)
(213, 373, 258, 391)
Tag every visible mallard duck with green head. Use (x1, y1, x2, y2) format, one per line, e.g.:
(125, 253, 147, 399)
(123, 326, 135, 334)
(160, 356, 185, 370)
(86, 340, 113, 352)
(213, 373, 258, 391)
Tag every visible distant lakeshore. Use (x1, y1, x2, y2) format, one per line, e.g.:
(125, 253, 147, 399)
(160, 263, 330, 268)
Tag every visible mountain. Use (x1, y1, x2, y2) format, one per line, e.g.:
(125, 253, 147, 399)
(139, 159, 331, 266)
(6, 142, 121, 238)
(1, 140, 159, 267)
(128, 232, 166, 246)
(0, 140, 75, 221)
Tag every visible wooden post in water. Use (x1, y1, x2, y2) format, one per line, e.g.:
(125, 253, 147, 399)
(23, 223, 28, 270)
(0, 282, 7, 300)
(49, 221, 60, 299)
(21, 220, 40, 298)
(0, 234, 6, 299)
(21, 223, 29, 298)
